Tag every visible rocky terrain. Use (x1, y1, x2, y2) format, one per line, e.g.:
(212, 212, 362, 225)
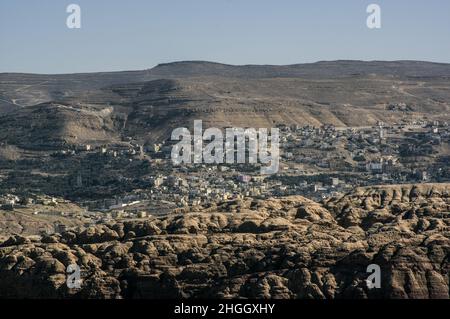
(0, 183, 448, 299)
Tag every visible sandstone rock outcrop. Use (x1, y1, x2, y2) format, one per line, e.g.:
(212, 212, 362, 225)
(0, 184, 448, 299)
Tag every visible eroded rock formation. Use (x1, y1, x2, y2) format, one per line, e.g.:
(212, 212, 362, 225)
(0, 184, 448, 299)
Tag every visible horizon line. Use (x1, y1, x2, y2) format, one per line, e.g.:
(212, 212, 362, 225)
(2, 59, 450, 76)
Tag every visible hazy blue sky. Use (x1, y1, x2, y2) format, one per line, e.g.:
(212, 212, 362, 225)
(1, 0, 449, 73)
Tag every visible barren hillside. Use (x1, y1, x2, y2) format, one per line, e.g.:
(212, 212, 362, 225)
(1, 61, 450, 146)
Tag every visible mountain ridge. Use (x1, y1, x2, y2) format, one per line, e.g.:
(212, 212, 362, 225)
(1, 60, 450, 146)
(2, 59, 450, 77)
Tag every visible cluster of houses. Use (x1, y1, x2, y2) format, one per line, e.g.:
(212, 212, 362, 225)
(51, 118, 449, 214)
(2, 118, 449, 224)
